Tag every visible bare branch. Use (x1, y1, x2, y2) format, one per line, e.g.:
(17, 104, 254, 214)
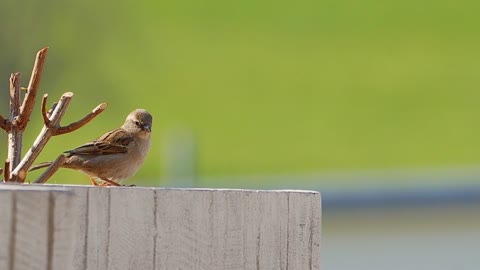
(41, 94, 53, 127)
(33, 154, 66, 184)
(53, 102, 108, 135)
(17, 47, 48, 130)
(8, 73, 23, 174)
(4, 159, 10, 182)
(11, 92, 73, 182)
(0, 114, 10, 132)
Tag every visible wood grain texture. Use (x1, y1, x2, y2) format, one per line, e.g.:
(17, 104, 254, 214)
(0, 190, 13, 269)
(0, 185, 75, 270)
(0, 186, 321, 270)
(108, 188, 156, 270)
(14, 189, 50, 270)
(69, 187, 88, 270)
(154, 188, 320, 270)
(50, 190, 76, 270)
(287, 191, 322, 270)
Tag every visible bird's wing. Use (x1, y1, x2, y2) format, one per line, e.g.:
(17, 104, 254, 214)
(65, 128, 134, 156)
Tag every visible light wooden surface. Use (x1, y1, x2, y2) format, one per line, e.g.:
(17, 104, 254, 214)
(0, 185, 75, 270)
(0, 185, 321, 270)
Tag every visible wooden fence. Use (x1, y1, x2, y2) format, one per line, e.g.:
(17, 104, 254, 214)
(0, 185, 321, 270)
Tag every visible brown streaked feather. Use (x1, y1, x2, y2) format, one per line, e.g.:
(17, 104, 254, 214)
(65, 128, 134, 156)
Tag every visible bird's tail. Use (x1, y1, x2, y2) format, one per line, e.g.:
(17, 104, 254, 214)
(29, 162, 53, 172)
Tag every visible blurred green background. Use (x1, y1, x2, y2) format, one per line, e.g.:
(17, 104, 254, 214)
(2, 1, 480, 269)
(1, 0, 480, 187)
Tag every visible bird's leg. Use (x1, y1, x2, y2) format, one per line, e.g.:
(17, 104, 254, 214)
(99, 177, 121, 186)
(89, 177, 99, 186)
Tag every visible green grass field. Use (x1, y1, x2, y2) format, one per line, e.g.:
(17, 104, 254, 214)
(1, 0, 480, 186)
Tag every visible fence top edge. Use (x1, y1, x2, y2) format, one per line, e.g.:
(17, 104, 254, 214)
(20, 184, 321, 194)
(0, 183, 73, 193)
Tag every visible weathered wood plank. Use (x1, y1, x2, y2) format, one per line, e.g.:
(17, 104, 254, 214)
(154, 189, 319, 270)
(287, 191, 322, 270)
(155, 189, 212, 269)
(70, 187, 88, 270)
(0, 185, 321, 270)
(108, 187, 156, 270)
(0, 185, 75, 270)
(86, 187, 110, 270)
(14, 189, 50, 270)
(0, 190, 13, 269)
(50, 189, 76, 270)
(256, 191, 290, 270)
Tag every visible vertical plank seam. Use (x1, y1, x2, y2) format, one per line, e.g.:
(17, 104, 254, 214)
(83, 189, 90, 270)
(222, 193, 227, 269)
(152, 189, 158, 270)
(308, 196, 314, 270)
(255, 223, 261, 270)
(255, 194, 262, 270)
(285, 193, 290, 270)
(105, 189, 112, 270)
(8, 191, 17, 270)
(46, 192, 55, 270)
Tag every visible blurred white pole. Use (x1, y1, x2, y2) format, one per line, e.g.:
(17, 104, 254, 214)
(161, 128, 197, 187)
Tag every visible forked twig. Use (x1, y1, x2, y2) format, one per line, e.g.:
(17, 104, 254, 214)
(40, 95, 107, 135)
(33, 154, 67, 184)
(10, 93, 72, 182)
(3, 47, 106, 183)
(11, 92, 107, 182)
(52, 102, 107, 135)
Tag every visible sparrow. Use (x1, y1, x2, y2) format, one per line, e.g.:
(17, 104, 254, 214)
(30, 109, 152, 186)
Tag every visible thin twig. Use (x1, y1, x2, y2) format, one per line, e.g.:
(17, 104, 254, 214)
(41, 94, 53, 128)
(7, 73, 22, 175)
(4, 159, 10, 182)
(11, 92, 73, 182)
(0, 114, 10, 132)
(33, 154, 66, 184)
(17, 47, 48, 130)
(53, 102, 108, 135)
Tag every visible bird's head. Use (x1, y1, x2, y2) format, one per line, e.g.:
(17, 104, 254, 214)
(124, 109, 153, 135)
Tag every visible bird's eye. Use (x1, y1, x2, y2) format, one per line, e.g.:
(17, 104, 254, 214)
(135, 121, 141, 127)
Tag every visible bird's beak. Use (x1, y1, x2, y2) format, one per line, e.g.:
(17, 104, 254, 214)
(143, 124, 151, 132)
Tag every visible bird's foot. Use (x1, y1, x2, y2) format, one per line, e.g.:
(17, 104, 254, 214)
(99, 177, 121, 186)
(89, 177, 100, 186)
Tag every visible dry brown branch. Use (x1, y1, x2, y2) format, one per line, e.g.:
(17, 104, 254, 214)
(16, 47, 48, 130)
(0, 167, 3, 177)
(4, 159, 10, 182)
(33, 154, 66, 184)
(3, 48, 107, 183)
(8, 73, 22, 172)
(53, 102, 108, 135)
(11, 92, 73, 182)
(0, 114, 10, 132)
(11, 92, 106, 182)
(41, 94, 53, 128)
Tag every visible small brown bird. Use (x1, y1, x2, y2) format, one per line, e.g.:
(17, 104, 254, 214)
(30, 109, 152, 186)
